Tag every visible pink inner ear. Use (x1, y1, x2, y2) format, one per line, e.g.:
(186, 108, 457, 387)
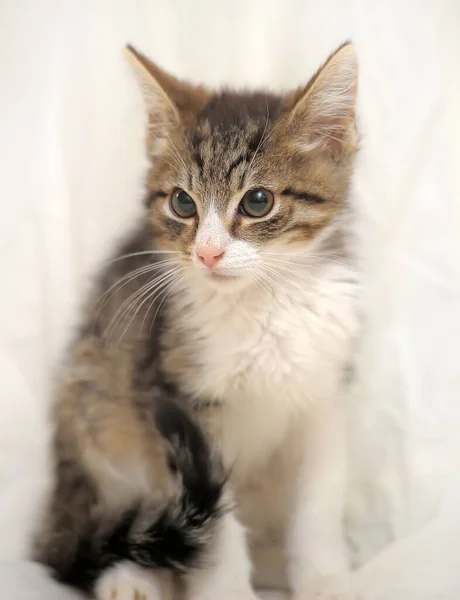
(288, 44, 358, 156)
(315, 110, 356, 155)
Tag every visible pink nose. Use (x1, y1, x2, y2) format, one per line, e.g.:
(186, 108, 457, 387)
(196, 245, 225, 269)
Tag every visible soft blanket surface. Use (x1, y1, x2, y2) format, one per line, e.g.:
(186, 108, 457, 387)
(1, 0, 459, 597)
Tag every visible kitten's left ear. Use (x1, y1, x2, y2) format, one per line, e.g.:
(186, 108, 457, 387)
(288, 42, 358, 157)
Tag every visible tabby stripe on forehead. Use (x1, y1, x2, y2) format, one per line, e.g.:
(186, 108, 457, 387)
(190, 132, 205, 175)
(225, 152, 250, 183)
(281, 188, 326, 203)
(193, 150, 204, 175)
(145, 190, 167, 207)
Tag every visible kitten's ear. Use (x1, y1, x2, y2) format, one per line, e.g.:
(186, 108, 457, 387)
(288, 42, 358, 156)
(125, 45, 180, 152)
(125, 45, 210, 156)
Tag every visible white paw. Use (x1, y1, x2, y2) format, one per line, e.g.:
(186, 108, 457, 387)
(95, 562, 173, 600)
(190, 588, 260, 600)
(258, 592, 289, 600)
(293, 575, 357, 600)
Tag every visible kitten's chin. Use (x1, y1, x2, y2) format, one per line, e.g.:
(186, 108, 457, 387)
(201, 271, 251, 293)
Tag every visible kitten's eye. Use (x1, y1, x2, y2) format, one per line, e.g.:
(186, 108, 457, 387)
(240, 189, 274, 218)
(170, 189, 197, 218)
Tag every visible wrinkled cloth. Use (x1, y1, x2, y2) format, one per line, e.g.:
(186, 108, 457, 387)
(0, 0, 459, 598)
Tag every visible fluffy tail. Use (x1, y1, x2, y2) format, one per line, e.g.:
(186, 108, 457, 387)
(53, 399, 226, 593)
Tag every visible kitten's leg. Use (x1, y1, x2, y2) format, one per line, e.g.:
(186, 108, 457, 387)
(36, 395, 225, 600)
(185, 511, 258, 600)
(287, 401, 354, 600)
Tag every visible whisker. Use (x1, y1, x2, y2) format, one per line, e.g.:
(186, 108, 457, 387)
(150, 152, 182, 175)
(140, 269, 183, 333)
(148, 272, 184, 335)
(307, 254, 352, 269)
(261, 266, 315, 310)
(257, 271, 304, 309)
(262, 258, 331, 285)
(263, 264, 307, 293)
(253, 273, 274, 298)
(95, 260, 176, 311)
(104, 268, 179, 342)
(262, 252, 350, 269)
(104, 277, 162, 342)
(116, 268, 182, 343)
(106, 250, 182, 264)
(262, 255, 327, 274)
(117, 267, 180, 329)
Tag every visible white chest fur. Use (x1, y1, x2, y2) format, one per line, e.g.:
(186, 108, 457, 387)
(178, 262, 359, 476)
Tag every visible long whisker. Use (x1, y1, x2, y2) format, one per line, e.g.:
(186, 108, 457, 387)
(253, 272, 274, 298)
(116, 268, 182, 343)
(104, 268, 179, 342)
(108, 276, 178, 346)
(140, 269, 183, 333)
(262, 256, 329, 276)
(262, 252, 351, 269)
(262, 264, 307, 293)
(148, 272, 184, 335)
(262, 258, 332, 285)
(95, 260, 177, 311)
(307, 253, 352, 269)
(103, 274, 165, 342)
(257, 271, 304, 309)
(261, 266, 317, 311)
(262, 259, 358, 308)
(106, 250, 183, 264)
(151, 153, 182, 175)
(115, 267, 181, 333)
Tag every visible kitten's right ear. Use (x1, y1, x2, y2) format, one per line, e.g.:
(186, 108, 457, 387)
(124, 45, 180, 153)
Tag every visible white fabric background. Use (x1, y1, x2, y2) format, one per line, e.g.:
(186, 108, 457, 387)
(1, 0, 460, 598)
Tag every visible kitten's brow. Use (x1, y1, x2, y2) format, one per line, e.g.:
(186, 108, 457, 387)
(281, 188, 327, 203)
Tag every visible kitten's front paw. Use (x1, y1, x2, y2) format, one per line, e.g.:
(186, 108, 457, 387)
(95, 562, 173, 600)
(190, 589, 260, 600)
(292, 575, 356, 600)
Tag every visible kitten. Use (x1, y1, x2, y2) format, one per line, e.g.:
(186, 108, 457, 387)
(35, 42, 360, 600)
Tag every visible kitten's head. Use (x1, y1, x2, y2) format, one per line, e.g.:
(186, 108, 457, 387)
(126, 43, 358, 293)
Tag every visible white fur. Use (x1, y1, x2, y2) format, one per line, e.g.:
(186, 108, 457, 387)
(170, 231, 360, 599)
(186, 513, 258, 600)
(194, 209, 231, 261)
(96, 562, 173, 600)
